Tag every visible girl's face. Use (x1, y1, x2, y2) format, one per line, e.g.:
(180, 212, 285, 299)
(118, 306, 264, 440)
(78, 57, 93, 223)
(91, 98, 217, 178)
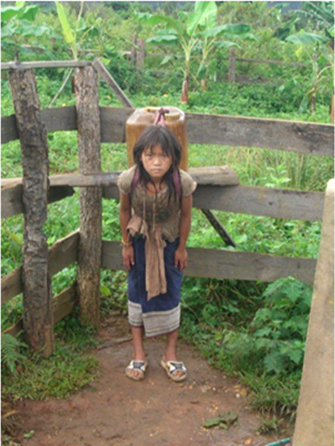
(141, 144, 172, 182)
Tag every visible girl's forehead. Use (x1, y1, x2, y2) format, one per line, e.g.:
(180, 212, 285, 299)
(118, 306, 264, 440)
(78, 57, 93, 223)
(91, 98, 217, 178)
(144, 144, 168, 154)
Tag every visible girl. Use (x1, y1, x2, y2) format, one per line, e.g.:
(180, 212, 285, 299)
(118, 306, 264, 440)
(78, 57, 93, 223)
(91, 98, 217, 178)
(117, 124, 197, 382)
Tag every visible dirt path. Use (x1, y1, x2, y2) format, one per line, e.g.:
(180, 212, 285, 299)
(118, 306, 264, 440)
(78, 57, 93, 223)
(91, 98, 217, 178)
(13, 315, 293, 446)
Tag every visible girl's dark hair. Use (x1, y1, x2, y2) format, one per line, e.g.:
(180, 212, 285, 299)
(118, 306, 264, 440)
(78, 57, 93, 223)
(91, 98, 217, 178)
(133, 125, 182, 205)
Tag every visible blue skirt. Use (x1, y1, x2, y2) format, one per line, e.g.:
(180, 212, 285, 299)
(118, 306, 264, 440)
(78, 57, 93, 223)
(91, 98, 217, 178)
(127, 235, 183, 338)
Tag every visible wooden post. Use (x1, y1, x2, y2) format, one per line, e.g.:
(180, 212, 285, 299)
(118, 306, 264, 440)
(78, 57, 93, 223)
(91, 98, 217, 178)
(131, 33, 137, 66)
(292, 179, 334, 446)
(74, 66, 102, 330)
(137, 39, 145, 68)
(228, 47, 236, 83)
(8, 68, 54, 357)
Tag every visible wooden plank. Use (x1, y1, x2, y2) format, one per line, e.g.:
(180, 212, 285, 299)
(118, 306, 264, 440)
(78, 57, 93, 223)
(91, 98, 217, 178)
(42, 107, 78, 132)
(1, 184, 23, 218)
(192, 184, 325, 222)
(1, 184, 75, 219)
(101, 240, 316, 285)
(103, 184, 324, 222)
(1, 267, 23, 306)
(3, 282, 78, 337)
(1, 115, 19, 143)
(2, 167, 238, 190)
(1, 230, 79, 304)
(1, 60, 91, 70)
(2, 107, 333, 156)
(100, 107, 132, 143)
(48, 229, 80, 276)
(2, 318, 23, 337)
(92, 59, 133, 107)
(185, 113, 334, 157)
(52, 282, 78, 324)
(188, 166, 239, 185)
(5, 173, 322, 223)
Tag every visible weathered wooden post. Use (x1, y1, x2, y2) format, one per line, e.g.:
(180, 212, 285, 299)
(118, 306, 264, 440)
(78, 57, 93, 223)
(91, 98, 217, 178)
(137, 39, 145, 68)
(74, 66, 102, 330)
(228, 47, 236, 83)
(131, 33, 137, 66)
(293, 179, 334, 446)
(8, 68, 54, 357)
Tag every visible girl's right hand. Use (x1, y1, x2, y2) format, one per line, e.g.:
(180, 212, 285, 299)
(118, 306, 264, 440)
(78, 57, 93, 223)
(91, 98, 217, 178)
(122, 246, 135, 271)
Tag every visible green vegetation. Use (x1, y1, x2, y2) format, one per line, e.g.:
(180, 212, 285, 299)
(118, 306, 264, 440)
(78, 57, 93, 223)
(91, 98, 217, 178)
(1, 0, 334, 426)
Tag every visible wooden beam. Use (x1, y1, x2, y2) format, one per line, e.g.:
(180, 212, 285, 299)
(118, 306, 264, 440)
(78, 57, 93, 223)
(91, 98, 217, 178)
(52, 282, 78, 324)
(2, 177, 322, 222)
(201, 209, 236, 247)
(103, 183, 324, 222)
(2, 107, 333, 157)
(3, 282, 78, 337)
(101, 240, 316, 285)
(185, 113, 334, 157)
(9, 67, 54, 356)
(74, 65, 102, 330)
(1, 229, 80, 304)
(2, 167, 238, 188)
(1, 60, 91, 70)
(92, 58, 133, 108)
(1, 184, 75, 219)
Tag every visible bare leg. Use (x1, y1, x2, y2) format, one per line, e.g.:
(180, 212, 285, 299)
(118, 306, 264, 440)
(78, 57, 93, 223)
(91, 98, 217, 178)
(128, 326, 146, 379)
(163, 329, 185, 378)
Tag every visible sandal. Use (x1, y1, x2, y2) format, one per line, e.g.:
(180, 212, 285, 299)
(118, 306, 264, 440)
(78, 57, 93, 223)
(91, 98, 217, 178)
(125, 360, 148, 381)
(160, 358, 187, 382)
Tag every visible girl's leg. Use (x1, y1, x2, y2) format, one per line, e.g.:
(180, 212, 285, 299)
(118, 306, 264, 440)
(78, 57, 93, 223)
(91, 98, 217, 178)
(129, 325, 147, 379)
(163, 329, 185, 379)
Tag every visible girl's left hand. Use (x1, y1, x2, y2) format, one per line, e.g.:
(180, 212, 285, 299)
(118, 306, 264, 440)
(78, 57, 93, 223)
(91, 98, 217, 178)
(174, 247, 187, 271)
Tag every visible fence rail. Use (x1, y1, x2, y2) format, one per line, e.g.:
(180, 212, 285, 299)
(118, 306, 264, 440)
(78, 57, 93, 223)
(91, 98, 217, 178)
(2, 106, 333, 156)
(1, 172, 325, 222)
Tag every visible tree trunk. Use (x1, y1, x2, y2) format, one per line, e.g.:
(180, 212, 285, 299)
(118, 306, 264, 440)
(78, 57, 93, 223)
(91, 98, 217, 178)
(74, 66, 102, 330)
(8, 68, 54, 357)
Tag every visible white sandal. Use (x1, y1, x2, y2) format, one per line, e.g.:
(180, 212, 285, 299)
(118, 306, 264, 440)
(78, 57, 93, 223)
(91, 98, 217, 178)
(160, 358, 187, 382)
(125, 360, 148, 381)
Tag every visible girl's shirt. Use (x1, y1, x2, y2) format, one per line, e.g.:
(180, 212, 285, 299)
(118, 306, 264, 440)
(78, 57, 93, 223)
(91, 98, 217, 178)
(117, 165, 197, 300)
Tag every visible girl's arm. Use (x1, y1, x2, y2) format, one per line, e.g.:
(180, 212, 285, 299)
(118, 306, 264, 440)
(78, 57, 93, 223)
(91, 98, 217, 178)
(119, 192, 135, 270)
(175, 194, 193, 270)
(119, 192, 132, 242)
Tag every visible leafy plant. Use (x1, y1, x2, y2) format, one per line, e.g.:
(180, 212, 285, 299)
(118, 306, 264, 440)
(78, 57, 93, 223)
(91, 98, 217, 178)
(1, 333, 27, 375)
(1, 1, 55, 60)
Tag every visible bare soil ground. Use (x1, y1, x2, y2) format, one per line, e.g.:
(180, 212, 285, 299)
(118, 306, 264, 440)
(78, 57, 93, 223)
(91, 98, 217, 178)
(11, 315, 293, 446)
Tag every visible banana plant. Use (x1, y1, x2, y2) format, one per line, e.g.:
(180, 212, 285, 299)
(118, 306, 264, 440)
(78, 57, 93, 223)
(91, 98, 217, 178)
(197, 22, 253, 90)
(137, 2, 218, 102)
(1, 1, 55, 60)
(282, 31, 333, 114)
(138, 2, 250, 101)
(55, 0, 84, 60)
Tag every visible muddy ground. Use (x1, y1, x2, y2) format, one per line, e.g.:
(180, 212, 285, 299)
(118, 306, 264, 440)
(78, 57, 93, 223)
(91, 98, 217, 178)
(11, 315, 293, 446)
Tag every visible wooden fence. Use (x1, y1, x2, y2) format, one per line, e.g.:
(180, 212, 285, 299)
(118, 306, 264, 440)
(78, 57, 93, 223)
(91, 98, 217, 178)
(1, 58, 334, 358)
(127, 38, 310, 84)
